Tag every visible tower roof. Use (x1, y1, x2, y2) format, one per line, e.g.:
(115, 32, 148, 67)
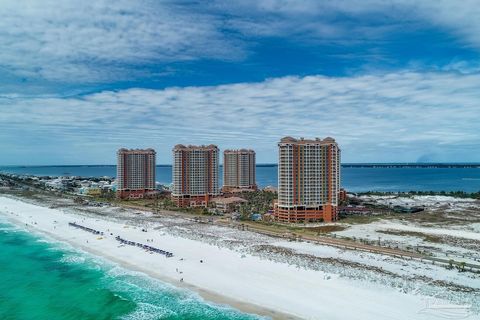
(278, 137, 337, 145)
(173, 144, 218, 151)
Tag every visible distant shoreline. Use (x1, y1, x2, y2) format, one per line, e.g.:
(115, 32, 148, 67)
(2, 163, 480, 168)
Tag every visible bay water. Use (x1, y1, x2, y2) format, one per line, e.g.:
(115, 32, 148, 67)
(1, 165, 479, 192)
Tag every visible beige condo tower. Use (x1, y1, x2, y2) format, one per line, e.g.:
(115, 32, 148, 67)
(223, 149, 257, 192)
(116, 148, 156, 199)
(274, 137, 340, 223)
(171, 144, 219, 207)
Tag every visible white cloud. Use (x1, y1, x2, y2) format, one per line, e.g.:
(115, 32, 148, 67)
(216, 0, 480, 49)
(1, 0, 480, 86)
(0, 0, 241, 83)
(1, 71, 479, 164)
(412, 0, 480, 50)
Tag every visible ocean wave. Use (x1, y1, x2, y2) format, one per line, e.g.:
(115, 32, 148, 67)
(0, 228, 18, 233)
(0, 221, 25, 233)
(36, 239, 55, 244)
(59, 254, 87, 264)
(122, 303, 176, 320)
(104, 265, 265, 319)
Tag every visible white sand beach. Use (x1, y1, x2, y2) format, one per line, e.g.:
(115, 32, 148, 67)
(0, 195, 478, 320)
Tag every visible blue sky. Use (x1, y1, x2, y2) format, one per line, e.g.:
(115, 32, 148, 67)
(1, 0, 480, 164)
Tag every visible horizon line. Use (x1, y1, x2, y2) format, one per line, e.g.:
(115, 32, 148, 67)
(2, 162, 480, 167)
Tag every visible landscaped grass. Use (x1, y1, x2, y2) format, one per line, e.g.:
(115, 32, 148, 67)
(241, 221, 347, 238)
(305, 225, 348, 233)
(376, 229, 444, 243)
(339, 214, 384, 224)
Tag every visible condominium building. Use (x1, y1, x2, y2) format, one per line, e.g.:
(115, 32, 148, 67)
(116, 148, 156, 199)
(274, 137, 340, 223)
(223, 149, 257, 191)
(172, 144, 219, 207)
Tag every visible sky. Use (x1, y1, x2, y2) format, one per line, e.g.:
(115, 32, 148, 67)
(1, 0, 479, 165)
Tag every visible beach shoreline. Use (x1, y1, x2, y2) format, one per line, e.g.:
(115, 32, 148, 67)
(1, 194, 478, 320)
(0, 195, 295, 320)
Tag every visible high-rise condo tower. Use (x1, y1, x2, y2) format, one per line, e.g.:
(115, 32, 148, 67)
(223, 149, 256, 191)
(172, 144, 219, 207)
(116, 148, 156, 199)
(274, 137, 340, 222)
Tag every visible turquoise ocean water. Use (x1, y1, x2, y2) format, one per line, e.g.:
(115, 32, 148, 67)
(0, 217, 264, 320)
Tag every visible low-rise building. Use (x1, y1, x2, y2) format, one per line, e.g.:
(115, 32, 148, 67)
(211, 196, 247, 213)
